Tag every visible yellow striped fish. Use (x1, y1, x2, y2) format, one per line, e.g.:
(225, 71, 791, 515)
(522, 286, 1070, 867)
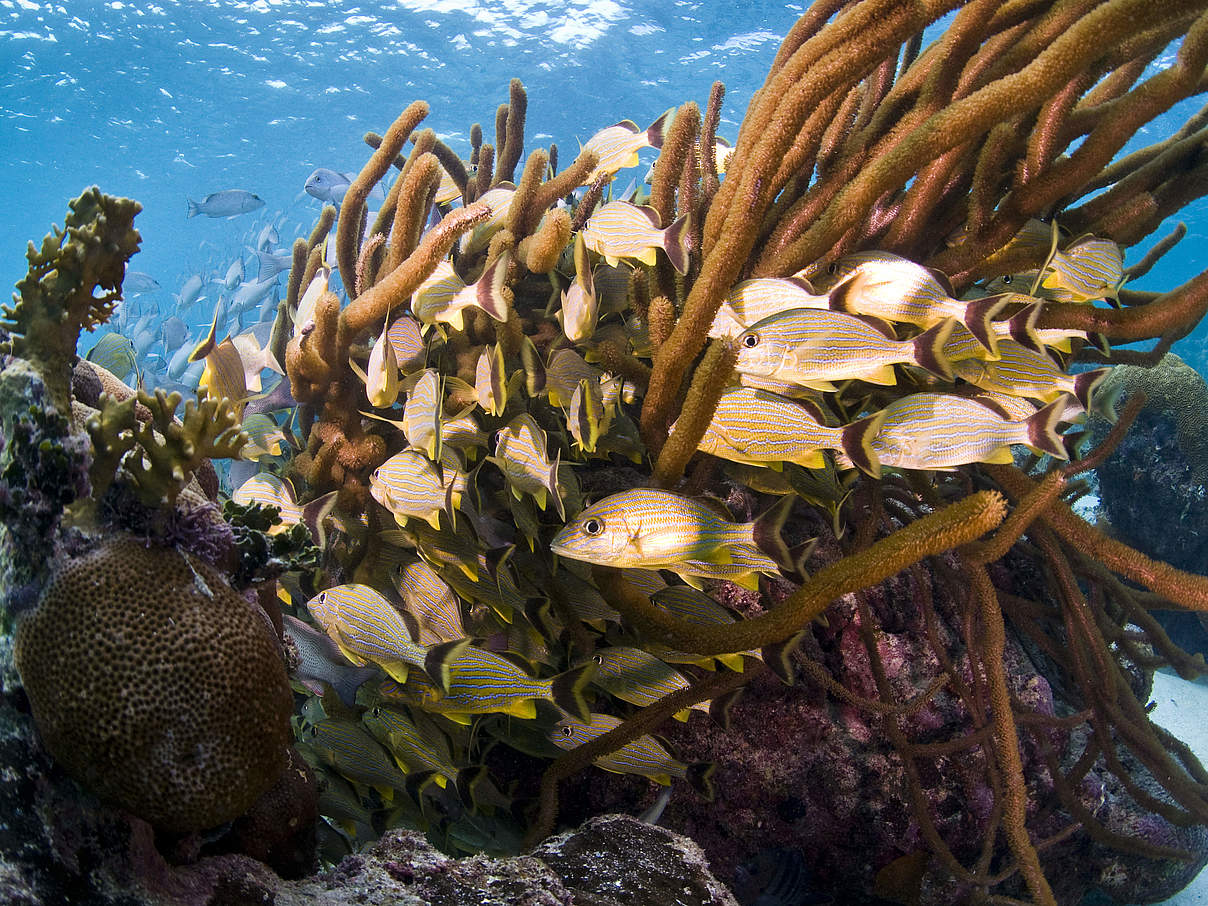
(578, 109, 672, 184)
(567, 377, 613, 455)
(491, 413, 564, 520)
(412, 253, 510, 332)
(1040, 236, 1124, 303)
(586, 647, 710, 721)
(197, 337, 249, 410)
(232, 472, 303, 530)
(458, 184, 515, 258)
(826, 252, 1006, 356)
(349, 322, 401, 408)
(85, 332, 137, 380)
(851, 392, 1068, 476)
(239, 413, 287, 460)
(303, 718, 408, 802)
(387, 643, 594, 723)
(440, 408, 488, 460)
(403, 369, 443, 460)
(950, 340, 1111, 414)
(708, 277, 830, 339)
(434, 165, 463, 205)
(551, 713, 714, 797)
(581, 200, 690, 275)
(734, 308, 955, 390)
(550, 488, 791, 589)
(386, 314, 427, 373)
(362, 705, 458, 789)
(370, 448, 467, 530)
(392, 559, 464, 646)
(545, 347, 604, 408)
(559, 232, 599, 343)
(303, 583, 429, 684)
(648, 585, 756, 671)
(688, 385, 885, 476)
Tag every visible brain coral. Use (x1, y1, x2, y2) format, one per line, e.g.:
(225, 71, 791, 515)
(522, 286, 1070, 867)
(13, 534, 293, 832)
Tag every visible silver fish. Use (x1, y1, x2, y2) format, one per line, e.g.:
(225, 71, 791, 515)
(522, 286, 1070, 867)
(187, 189, 265, 218)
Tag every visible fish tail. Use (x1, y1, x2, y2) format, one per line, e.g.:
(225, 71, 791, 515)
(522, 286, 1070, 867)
(454, 766, 490, 809)
(646, 107, 673, 149)
(840, 410, 887, 479)
(300, 490, 339, 547)
(332, 666, 380, 709)
(1025, 398, 1070, 459)
(751, 493, 796, 574)
(423, 637, 473, 695)
(1074, 367, 1116, 422)
(708, 686, 745, 731)
(911, 318, 956, 380)
(187, 198, 200, 218)
(546, 449, 566, 521)
(661, 214, 691, 275)
(963, 295, 1008, 356)
(686, 761, 716, 801)
(1088, 331, 1112, 355)
(761, 629, 808, 685)
(473, 252, 512, 322)
(404, 770, 443, 808)
(1005, 300, 1044, 353)
(550, 661, 596, 723)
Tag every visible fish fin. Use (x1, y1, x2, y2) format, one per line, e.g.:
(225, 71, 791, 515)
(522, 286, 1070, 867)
(403, 770, 440, 804)
(186, 198, 200, 218)
(686, 762, 716, 800)
(708, 686, 744, 730)
(672, 709, 692, 722)
(551, 661, 597, 723)
(983, 447, 1015, 464)
(473, 252, 512, 322)
(333, 638, 370, 668)
(332, 667, 379, 709)
(840, 410, 888, 479)
(762, 629, 808, 685)
(679, 572, 707, 591)
(1025, 397, 1070, 459)
(1089, 331, 1112, 355)
(547, 451, 566, 521)
(424, 637, 473, 695)
(381, 662, 410, 684)
(716, 653, 745, 672)
(646, 108, 674, 149)
(962, 295, 1007, 356)
(347, 357, 369, 386)
(911, 318, 956, 380)
(751, 493, 796, 573)
(1075, 368, 1114, 422)
(454, 766, 489, 808)
(503, 699, 538, 720)
(300, 491, 340, 548)
(661, 214, 691, 275)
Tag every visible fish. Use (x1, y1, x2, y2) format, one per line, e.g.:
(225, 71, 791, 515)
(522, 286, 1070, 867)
(950, 339, 1112, 414)
(197, 337, 249, 407)
(545, 347, 604, 408)
(231, 274, 280, 315)
(303, 718, 408, 802)
(550, 488, 793, 589)
(826, 252, 1007, 355)
(551, 713, 714, 797)
(254, 248, 293, 281)
(392, 642, 594, 723)
(392, 559, 465, 646)
(386, 315, 427, 373)
(255, 221, 280, 252)
(370, 448, 468, 530)
(362, 704, 460, 789)
(567, 377, 612, 454)
(647, 585, 756, 671)
(221, 257, 245, 291)
(160, 316, 189, 352)
(846, 392, 1069, 476)
(586, 647, 711, 721)
(708, 277, 830, 338)
(186, 189, 265, 218)
(559, 232, 599, 343)
(123, 271, 160, 295)
(411, 254, 510, 331)
(579, 109, 673, 184)
(1040, 236, 1124, 303)
(231, 472, 337, 541)
(458, 184, 516, 258)
(349, 322, 401, 408)
(433, 166, 463, 205)
(230, 328, 283, 392)
(293, 267, 330, 339)
(581, 200, 690, 275)
(403, 369, 442, 459)
(304, 583, 442, 686)
(734, 308, 955, 390)
(473, 343, 512, 416)
(303, 167, 353, 204)
(175, 273, 205, 309)
(239, 413, 288, 459)
(490, 413, 564, 520)
(282, 614, 378, 707)
(687, 385, 885, 476)
(84, 332, 137, 380)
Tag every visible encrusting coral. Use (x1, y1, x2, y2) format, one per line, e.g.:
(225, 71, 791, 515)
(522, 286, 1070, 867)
(12, 2, 1208, 904)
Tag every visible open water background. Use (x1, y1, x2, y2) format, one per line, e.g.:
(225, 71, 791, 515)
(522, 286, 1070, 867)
(3, 3, 1208, 904)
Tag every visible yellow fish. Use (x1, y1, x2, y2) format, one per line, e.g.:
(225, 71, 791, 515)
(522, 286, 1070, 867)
(411, 253, 510, 332)
(708, 277, 829, 339)
(1040, 236, 1124, 303)
(581, 200, 690, 275)
(578, 109, 672, 184)
(490, 413, 564, 520)
(370, 448, 467, 530)
(303, 583, 432, 684)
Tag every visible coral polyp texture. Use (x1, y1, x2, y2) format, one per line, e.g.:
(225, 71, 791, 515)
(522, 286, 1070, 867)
(13, 535, 293, 832)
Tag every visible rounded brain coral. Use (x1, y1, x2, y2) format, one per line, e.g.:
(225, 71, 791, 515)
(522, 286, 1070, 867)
(14, 534, 294, 832)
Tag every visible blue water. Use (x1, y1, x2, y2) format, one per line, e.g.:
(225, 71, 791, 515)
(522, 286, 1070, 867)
(4, 2, 1206, 364)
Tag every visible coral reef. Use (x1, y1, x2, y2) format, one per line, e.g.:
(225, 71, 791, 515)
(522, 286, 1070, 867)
(13, 535, 293, 832)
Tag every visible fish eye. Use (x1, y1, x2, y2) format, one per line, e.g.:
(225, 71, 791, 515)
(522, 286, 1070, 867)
(827, 262, 838, 274)
(583, 518, 604, 536)
(371, 706, 381, 717)
(742, 333, 759, 348)
(593, 654, 604, 664)
(318, 592, 327, 603)
(560, 725, 574, 737)
(1001, 274, 1013, 284)
(308, 726, 318, 738)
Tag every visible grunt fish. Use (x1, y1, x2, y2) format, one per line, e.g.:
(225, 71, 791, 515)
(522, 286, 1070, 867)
(581, 200, 691, 275)
(370, 448, 468, 530)
(304, 583, 433, 685)
(586, 647, 710, 721)
(412, 254, 510, 331)
(186, 189, 265, 218)
(579, 109, 672, 184)
(708, 277, 829, 339)
(490, 413, 565, 520)
(392, 559, 465, 646)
